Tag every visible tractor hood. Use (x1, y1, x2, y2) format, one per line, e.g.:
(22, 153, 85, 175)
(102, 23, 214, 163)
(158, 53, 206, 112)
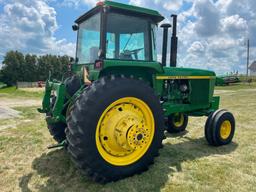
(157, 67, 216, 79)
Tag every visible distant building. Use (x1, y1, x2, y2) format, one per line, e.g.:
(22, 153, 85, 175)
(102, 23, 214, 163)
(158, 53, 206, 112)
(249, 61, 256, 76)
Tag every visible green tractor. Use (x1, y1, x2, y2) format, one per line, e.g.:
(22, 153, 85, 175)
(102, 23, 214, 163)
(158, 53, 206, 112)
(38, 1, 235, 182)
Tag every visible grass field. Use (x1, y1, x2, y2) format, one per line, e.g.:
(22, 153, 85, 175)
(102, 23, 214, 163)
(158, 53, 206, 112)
(0, 86, 44, 98)
(0, 83, 256, 192)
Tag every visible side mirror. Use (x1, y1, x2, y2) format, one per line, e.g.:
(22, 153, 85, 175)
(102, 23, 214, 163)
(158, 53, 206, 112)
(72, 24, 79, 31)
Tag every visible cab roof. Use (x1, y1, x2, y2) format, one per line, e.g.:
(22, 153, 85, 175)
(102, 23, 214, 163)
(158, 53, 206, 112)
(75, 0, 164, 24)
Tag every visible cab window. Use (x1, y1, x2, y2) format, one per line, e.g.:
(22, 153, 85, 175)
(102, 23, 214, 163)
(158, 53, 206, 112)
(106, 13, 152, 61)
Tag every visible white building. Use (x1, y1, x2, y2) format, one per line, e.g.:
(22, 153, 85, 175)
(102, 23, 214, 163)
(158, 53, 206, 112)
(249, 61, 256, 76)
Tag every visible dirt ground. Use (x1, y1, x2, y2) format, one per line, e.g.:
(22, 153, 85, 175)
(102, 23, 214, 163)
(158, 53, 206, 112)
(19, 88, 45, 92)
(0, 98, 41, 119)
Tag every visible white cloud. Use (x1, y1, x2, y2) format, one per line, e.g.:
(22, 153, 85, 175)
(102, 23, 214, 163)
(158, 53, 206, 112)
(0, 0, 75, 58)
(210, 37, 238, 50)
(173, 0, 256, 74)
(61, 0, 99, 8)
(163, 0, 183, 11)
(187, 41, 205, 54)
(83, 0, 99, 7)
(60, 0, 81, 8)
(129, 0, 185, 12)
(1, 0, 255, 74)
(221, 15, 248, 35)
(129, 0, 143, 6)
(215, 0, 232, 13)
(193, 0, 220, 37)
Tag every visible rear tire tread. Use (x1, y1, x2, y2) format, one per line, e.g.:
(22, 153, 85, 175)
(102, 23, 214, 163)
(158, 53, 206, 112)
(66, 76, 165, 182)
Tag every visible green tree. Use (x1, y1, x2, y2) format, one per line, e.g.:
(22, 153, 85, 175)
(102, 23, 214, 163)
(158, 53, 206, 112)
(24, 54, 37, 81)
(0, 51, 70, 85)
(37, 54, 70, 81)
(1, 51, 25, 85)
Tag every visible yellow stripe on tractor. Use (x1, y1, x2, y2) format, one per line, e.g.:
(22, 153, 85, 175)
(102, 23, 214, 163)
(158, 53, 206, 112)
(156, 76, 216, 80)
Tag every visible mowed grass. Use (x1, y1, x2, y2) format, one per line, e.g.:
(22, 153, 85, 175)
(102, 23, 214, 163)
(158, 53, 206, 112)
(0, 84, 256, 192)
(0, 86, 44, 98)
(215, 81, 256, 90)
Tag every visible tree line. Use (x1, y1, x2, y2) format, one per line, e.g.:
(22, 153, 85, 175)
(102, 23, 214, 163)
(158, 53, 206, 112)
(0, 51, 70, 86)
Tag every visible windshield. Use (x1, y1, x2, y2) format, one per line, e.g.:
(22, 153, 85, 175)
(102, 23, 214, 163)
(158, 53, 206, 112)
(106, 13, 154, 61)
(76, 13, 100, 64)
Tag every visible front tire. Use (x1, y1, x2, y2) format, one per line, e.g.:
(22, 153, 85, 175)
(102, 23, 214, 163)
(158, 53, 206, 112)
(66, 76, 165, 182)
(205, 109, 235, 146)
(166, 113, 188, 133)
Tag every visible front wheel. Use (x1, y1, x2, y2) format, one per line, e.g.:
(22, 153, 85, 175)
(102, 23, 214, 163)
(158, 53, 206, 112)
(66, 76, 165, 182)
(205, 109, 235, 146)
(166, 113, 188, 133)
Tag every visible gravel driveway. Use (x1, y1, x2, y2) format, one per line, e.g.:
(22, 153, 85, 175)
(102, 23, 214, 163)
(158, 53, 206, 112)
(0, 98, 41, 119)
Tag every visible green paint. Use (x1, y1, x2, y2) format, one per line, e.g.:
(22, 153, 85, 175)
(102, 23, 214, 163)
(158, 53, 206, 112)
(160, 67, 216, 76)
(39, 1, 221, 126)
(102, 60, 163, 73)
(39, 80, 66, 123)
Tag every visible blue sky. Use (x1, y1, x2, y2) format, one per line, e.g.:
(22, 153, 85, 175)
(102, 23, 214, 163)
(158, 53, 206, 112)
(0, 0, 255, 75)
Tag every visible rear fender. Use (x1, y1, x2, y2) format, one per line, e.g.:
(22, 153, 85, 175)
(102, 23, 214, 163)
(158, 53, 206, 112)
(99, 66, 164, 95)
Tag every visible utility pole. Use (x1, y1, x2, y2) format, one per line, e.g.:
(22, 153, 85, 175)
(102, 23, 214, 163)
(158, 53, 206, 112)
(246, 39, 250, 80)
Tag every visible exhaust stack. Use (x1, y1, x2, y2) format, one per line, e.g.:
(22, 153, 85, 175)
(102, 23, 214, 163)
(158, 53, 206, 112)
(160, 23, 171, 66)
(170, 14, 178, 67)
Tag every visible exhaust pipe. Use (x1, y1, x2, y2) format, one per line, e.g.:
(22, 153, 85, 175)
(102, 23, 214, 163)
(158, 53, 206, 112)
(170, 14, 178, 67)
(160, 23, 171, 66)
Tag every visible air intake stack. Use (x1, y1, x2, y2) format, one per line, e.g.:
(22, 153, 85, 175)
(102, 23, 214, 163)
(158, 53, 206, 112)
(170, 14, 178, 67)
(160, 23, 171, 66)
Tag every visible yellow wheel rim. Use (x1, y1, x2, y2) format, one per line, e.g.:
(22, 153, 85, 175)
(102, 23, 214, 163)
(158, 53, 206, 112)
(220, 120, 232, 139)
(95, 97, 155, 166)
(173, 113, 184, 127)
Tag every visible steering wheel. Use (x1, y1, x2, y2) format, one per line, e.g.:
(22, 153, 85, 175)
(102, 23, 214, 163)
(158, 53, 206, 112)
(121, 48, 144, 60)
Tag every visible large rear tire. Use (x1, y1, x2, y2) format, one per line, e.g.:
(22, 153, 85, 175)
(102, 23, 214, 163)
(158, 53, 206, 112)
(66, 76, 165, 182)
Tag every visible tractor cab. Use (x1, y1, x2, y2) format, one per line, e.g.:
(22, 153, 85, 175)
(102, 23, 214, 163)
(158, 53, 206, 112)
(73, 1, 164, 65)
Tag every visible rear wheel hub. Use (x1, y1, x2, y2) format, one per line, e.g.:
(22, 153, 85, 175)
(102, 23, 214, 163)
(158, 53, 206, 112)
(96, 97, 154, 166)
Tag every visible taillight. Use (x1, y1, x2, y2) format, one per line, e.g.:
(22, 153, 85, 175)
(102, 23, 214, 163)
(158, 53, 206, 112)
(94, 60, 103, 69)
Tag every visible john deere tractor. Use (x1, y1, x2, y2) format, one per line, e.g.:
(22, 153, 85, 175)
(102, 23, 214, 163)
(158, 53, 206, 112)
(38, 1, 235, 182)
